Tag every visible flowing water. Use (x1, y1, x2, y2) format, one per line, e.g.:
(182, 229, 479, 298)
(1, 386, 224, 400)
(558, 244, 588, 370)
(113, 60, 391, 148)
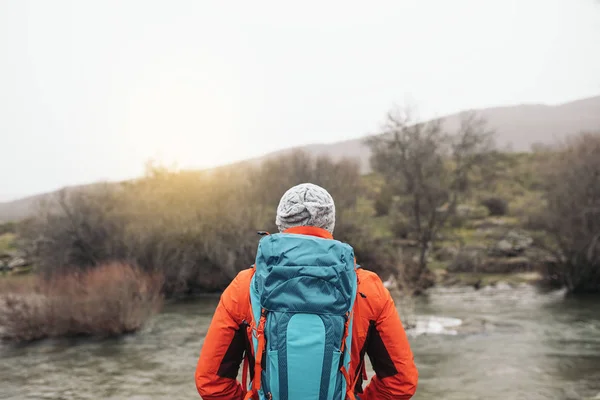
(1, 285, 600, 400)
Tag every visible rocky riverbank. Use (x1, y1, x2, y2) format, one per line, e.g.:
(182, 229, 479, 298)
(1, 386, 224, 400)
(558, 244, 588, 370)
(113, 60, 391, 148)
(425, 207, 558, 289)
(0, 234, 31, 276)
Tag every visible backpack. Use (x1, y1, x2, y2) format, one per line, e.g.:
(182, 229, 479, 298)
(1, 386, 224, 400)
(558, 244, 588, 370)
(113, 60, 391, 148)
(243, 232, 358, 400)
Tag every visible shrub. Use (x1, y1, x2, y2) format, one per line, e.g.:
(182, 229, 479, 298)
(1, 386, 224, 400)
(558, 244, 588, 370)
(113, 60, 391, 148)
(374, 187, 394, 216)
(334, 198, 397, 278)
(536, 132, 600, 293)
(448, 214, 468, 228)
(20, 153, 365, 296)
(448, 248, 484, 273)
(0, 262, 163, 342)
(480, 197, 509, 216)
(0, 233, 17, 254)
(390, 210, 411, 239)
(0, 222, 16, 236)
(510, 192, 545, 222)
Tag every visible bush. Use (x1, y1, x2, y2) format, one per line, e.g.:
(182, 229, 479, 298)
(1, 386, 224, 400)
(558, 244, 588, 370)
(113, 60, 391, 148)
(536, 132, 600, 293)
(374, 187, 394, 216)
(390, 210, 411, 239)
(334, 197, 397, 278)
(448, 248, 484, 273)
(448, 213, 468, 228)
(480, 197, 509, 216)
(0, 222, 16, 236)
(0, 233, 16, 254)
(0, 262, 163, 342)
(20, 153, 366, 296)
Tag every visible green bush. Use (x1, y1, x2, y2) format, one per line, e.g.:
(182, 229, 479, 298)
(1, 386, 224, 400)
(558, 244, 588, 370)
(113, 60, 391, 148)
(390, 210, 411, 239)
(480, 197, 509, 216)
(0, 222, 16, 236)
(0, 233, 16, 253)
(374, 186, 394, 216)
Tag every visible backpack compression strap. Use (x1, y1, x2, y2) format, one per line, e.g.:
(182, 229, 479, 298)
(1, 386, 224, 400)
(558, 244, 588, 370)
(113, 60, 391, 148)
(244, 309, 267, 400)
(339, 311, 357, 400)
(339, 258, 361, 400)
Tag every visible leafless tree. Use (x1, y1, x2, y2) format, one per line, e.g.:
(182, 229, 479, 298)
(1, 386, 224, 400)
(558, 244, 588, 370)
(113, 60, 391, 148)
(367, 109, 495, 283)
(537, 132, 600, 293)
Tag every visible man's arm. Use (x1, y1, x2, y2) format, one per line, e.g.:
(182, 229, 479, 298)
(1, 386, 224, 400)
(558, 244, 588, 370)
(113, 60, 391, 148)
(361, 281, 418, 400)
(195, 271, 252, 400)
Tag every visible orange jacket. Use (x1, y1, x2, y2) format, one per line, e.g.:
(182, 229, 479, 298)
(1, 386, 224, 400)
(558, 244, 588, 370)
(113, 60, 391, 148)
(195, 232, 418, 399)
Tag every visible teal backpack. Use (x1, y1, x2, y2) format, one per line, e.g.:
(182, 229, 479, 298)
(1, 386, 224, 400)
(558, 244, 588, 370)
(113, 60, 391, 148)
(244, 231, 358, 400)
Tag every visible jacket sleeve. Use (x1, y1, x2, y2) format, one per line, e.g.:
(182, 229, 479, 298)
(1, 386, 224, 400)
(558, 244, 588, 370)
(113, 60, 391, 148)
(360, 281, 418, 400)
(195, 272, 250, 400)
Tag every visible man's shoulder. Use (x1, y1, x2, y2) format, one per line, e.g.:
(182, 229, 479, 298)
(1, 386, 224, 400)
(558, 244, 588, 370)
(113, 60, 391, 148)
(356, 268, 391, 314)
(357, 268, 385, 288)
(233, 267, 255, 284)
(226, 267, 255, 297)
(220, 267, 255, 322)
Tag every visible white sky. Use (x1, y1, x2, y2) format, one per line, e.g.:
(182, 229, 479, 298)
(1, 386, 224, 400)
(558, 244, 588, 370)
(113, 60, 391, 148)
(1, 0, 600, 201)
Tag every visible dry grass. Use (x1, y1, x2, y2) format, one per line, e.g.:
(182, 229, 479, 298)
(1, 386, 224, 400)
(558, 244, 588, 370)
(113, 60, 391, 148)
(0, 233, 17, 253)
(0, 274, 39, 294)
(0, 262, 163, 342)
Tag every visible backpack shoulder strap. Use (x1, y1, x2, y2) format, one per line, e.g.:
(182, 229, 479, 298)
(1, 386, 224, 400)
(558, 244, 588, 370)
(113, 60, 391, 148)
(241, 266, 258, 398)
(243, 268, 265, 400)
(244, 308, 267, 400)
(339, 311, 356, 400)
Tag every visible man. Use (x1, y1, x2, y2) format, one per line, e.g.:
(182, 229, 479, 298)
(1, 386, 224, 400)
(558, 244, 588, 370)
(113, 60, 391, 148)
(196, 183, 418, 399)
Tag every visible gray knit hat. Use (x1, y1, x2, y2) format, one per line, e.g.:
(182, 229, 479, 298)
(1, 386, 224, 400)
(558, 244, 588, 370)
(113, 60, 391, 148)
(276, 183, 336, 233)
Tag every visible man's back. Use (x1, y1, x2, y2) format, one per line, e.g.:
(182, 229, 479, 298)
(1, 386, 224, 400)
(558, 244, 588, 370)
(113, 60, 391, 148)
(195, 264, 418, 399)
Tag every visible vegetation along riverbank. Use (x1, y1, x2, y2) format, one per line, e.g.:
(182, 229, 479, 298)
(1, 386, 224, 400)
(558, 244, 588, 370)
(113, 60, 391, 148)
(1, 110, 599, 342)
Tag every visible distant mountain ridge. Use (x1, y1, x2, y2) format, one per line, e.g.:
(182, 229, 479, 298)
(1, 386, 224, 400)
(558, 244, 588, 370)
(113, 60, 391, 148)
(1, 95, 599, 223)
(250, 95, 600, 172)
(0, 193, 47, 224)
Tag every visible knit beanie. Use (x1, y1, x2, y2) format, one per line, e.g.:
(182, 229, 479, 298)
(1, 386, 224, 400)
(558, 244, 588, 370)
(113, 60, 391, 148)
(275, 183, 336, 234)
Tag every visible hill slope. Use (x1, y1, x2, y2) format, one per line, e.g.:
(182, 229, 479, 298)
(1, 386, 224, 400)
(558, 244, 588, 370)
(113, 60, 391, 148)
(0, 194, 47, 224)
(1, 95, 599, 222)
(256, 95, 600, 172)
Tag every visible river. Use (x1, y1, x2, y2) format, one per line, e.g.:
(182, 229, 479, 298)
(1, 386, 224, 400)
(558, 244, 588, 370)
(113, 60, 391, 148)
(1, 285, 600, 400)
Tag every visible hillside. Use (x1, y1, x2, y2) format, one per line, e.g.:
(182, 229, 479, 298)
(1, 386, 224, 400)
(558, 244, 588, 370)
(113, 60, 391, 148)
(255, 95, 600, 172)
(0, 193, 47, 223)
(1, 95, 599, 223)
(0, 184, 101, 223)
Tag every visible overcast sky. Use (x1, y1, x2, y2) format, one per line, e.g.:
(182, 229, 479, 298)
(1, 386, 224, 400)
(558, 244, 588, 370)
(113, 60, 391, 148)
(1, 0, 600, 201)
